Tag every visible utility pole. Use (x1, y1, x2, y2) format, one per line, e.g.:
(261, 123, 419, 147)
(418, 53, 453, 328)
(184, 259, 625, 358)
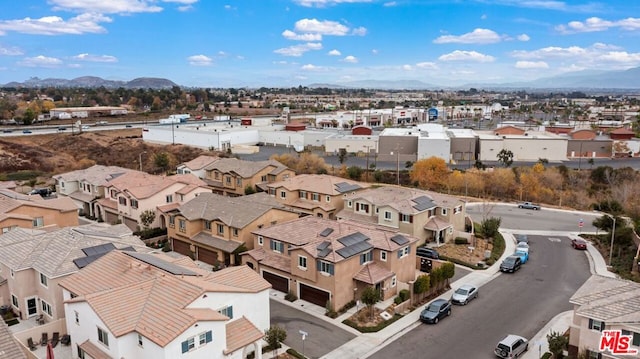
(365, 145, 370, 182)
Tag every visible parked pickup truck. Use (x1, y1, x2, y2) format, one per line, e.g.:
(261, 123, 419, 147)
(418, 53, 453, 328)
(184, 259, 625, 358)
(518, 202, 541, 210)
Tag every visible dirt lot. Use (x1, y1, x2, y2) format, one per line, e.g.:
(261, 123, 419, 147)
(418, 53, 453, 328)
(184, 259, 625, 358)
(437, 238, 493, 265)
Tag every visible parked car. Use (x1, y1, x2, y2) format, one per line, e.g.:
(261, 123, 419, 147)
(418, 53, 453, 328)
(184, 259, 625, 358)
(416, 247, 439, 259)
(22, 129, 32, 134)
(451, 284, 478, 305)
(420, 298, 451, 324)
(2, 129, 12, 133)
(125, 124, 133, 128)
(515, 234, 528, 244)
(81, 125, 90, 130)
(518, 201, 541, 210)
(571, 238, 588, 250)
(516, 242, 529, 254)
(514, 250, 529, 264)
(29, 188, 52, 197)
(57, 127, 67, 131)
(500, 255, 522, 273)
(495, 334, 528, 358)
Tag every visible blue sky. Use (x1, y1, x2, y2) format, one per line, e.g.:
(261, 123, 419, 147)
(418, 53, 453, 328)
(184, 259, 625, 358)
(0, 0, 639, 87)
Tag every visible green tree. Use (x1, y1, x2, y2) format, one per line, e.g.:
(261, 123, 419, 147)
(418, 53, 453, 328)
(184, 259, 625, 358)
(22, 108, 36, 125)
(497, 149, 514, 167)
(244, 185, 256, 195)
(346, 166, 363, 180)
(264, 325, 287, 357)
(547, 330, 568, 359)
(360, 286, 381, 320)
(481, 217, 502, 238)
(154, 152, 170, 173)
(337, 148, 348, 164)
(440, 262, 455, 287)
(413, 274, 430, 294)
(139, 210, 156, 230)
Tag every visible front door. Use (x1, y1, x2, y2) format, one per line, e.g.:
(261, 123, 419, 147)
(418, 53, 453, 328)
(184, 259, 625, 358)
(26, 297, 37, 317)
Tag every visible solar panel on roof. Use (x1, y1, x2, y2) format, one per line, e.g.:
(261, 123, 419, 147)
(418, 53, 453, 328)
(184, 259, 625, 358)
(318, 248, 332, 258)
(337, 232, 369, 247)
(336, 241, 373, 259)
(81, 243, 116, 256)
(319, 228, 334, 237)
(124, 252, 197, 276)
(334, 182, 362, 193)
(390, 234, 410, 246)
(412, 195, 436, 211)
(73, 253, 107, 269)
(317, 241, 331, 251)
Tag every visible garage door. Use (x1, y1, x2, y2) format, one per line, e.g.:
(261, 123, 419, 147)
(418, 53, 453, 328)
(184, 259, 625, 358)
(197, 247, 218, 265)
(262, 271, 289, 293)
(299, 283, 330, 307)
(172, 239, 192, 258)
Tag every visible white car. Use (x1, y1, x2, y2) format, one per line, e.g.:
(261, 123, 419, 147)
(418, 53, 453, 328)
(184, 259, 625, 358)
(451, 284, 478, 305)
(516, 242, 529, 254)
(81, 125, 90, 130)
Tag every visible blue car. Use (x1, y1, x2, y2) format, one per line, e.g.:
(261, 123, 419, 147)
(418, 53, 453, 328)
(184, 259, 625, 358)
(514, 250, 529, 264)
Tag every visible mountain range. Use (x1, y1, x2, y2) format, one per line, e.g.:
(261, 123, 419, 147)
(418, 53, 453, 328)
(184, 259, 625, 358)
(2, 67, 639, 91)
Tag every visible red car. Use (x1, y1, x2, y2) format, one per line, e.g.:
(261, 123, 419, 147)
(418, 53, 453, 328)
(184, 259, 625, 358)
(571, 238, 588, 250)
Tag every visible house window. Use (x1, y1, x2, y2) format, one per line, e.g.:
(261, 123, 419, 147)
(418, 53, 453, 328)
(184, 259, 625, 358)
(41, 300, 52, 316)
(397, 246, 410, 258)
(391, 276, 397, 287)
(32, 217, 44, 227)
(441, 208, 448, 216)
(39, 273, 48, 287)
(588, 319, 605, 331)
(587, 350, 602, 359)
(181, 331, 212, 353)
(178, 219, 186, 232)
(326, 195, 331, 202)
(454, 205, 462, 214)
(226, 177, 231, 184)
(232, 228, 238, 237)
(218, 306, 233, 319)
(312, 193, 320, 201)
(258, 236, 264, 246)
(204, 221, 212, 230)
(214, 172, 219, 179)
(97, 327, 109, 347)
(621, 330, 640, 346)
(110, 189, 117, 198)
(11, 294, 18, 308)
(169, 216, 175, 227)
(400, 214, 412, 223)
(270, 240, 284, 253)
(299, 190, 306, 199)
(384, 211, 392, 221)
(75, 311, 79, 325)
(179, 194, 184, 202)
(317, 260, 334, 275)
(199, 331, 213, 345)
(236, 178, 242, 186)
(269, 188, 276, 196)
(280, 191, 286, 199)
(138, 333, 143, 347)
(347, 200, 352, 208)
(261, 175, 267, 182)
(298, 255, 307, 269)
(166, 194, 173, 203)
(182, 337, 195, 353)
(360, 251, 373, 265)
(356, 203, 369, 214)
(77, 345, 86, 359)
(130, 199, 138, 209)
(380, 251, 387, 261)
(217, 224, 224, 235)
(118, 197, 127, 206)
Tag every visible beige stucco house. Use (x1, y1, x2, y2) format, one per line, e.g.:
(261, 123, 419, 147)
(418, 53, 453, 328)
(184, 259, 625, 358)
(203, 158, 295, 196)
(0, 195, 78, 234)
(242, 216, 419, 311)
(336, 186, 468, 245)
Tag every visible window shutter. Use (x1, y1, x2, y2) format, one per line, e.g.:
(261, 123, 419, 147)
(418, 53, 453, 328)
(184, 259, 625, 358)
(356, 203, 360, 211)
(205, 331, 213, 343)
(317, 260, 321, 271)
(269, 239, 274, 251)
(181, 341, 189, 353)
(329, 264, 334, 275)
(408, 246, 411, 254)
(397, 250, 402, 258)
(409, 215, 413, 223)
(228, 306, 233, 319)
(588, 318, 593, 329)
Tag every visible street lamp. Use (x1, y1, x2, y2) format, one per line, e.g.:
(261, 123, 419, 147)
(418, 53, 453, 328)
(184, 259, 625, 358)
(609, 215, 616, 266)
(390, 146, 400, 185)
(139, 151, 147, 172)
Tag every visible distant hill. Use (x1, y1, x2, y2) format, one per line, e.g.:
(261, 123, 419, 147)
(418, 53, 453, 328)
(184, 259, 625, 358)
(1, 76, 178, 89)
(308, 79, 437, 90)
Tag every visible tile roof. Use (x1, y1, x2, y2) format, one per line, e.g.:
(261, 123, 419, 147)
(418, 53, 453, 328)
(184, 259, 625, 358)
(180, 155, 221, 171)
(0, 223, 149, 278)
(253, 217, 418, 263)
(178, 192, 291, 227)
(341, 186, 462, 214)
(106, 172, 207, 199)
(424, 217, 452, 231)
(204, 158, 290, 178)
(353, 262, 395, 284)
(570, 274, 640, 323)
(0, 320, 27, 359)
(79, 339, 113, 359)
(224, 316, 265, 355)
(60, 251, 271, 348)
(0, 195, 78, 215)
(53, 165, 133, 186)
(191, 232, 243, 253)
(0, 188, 31, 200)
(267, 174, 369, 195)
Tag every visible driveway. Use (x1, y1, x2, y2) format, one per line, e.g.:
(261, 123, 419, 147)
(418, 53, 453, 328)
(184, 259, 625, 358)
(270, 299, 356, 359)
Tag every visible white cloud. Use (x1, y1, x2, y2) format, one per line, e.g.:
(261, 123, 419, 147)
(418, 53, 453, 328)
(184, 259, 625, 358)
(511, 45, 586, 59)
(402, 64, 413, 70)
(293, 0, 373, 8)
(556, 16, 640, 33)
(384, 2, 397, 6)
(415, 62, 438, 69)
(301, 64, 328, 71)
(481, 14, 487, 20)
(217, 51, 228, 57)
(342, 55, 358, 63)
(434, 28, 502, 44)
(510, 43, 640, 70)
(328, 49, 341, 56)
(294, 18, 350, 36)
(49, 0, 163, 14)
(351, 26, 367, 36)
(187, 54, 213, 66)
(282, 30, 322, 41)
(517, 34, 530, 41)
(371, 49, 378, 55)
(438, 50, 495, 62)
(0, 13, 111, 35)
(0, 45, 23, 56)
(274, 42, 322, 57)
(515, 61, 549, 69)
(73, 53, 118, 62)
(18, 55, 63, 67)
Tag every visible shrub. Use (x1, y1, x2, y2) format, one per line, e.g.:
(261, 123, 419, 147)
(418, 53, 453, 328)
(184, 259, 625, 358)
(338, 300, 356, 314)
(399, 289, 410, 302)
(285, 291, 298, 302)
(286, 348, 307, 359)
(342, 313, 403, 333)
(454, 237, 469, 245)
(394, 296, 403, 305)
(489, 233, 505, 263)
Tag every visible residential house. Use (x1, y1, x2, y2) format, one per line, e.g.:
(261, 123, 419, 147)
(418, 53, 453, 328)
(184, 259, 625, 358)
(203, 158, 295, 196)
(0, 195, 78, 234)
(568, 274, 640, 359)
(177, 155, 221, 178)
(97, 172, 210, 231)
(336, 186, 468, 245)
(53, 165, 134, 218)
(242, 216, 419, 311)
(0, 223, 150, 322)
(166, 192, 298, 267)
(266, 174, 370, 219)
(60, 250, 271, 359)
